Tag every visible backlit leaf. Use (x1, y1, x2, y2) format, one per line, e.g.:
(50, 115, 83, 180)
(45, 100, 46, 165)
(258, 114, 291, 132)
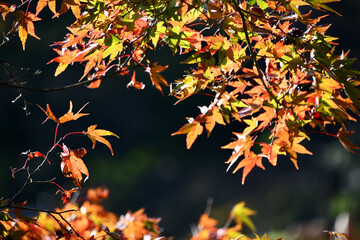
(86, 125, 119, 155)
(17, 12, 41, 50)
(38, 101, 89, 124)
(145, 62, 169, 95)
(172, 121, 203, 149)
(235, 151, 264, 185)
(36, 0, 57, 16)
(60, 144, 89, 188)
(204, 107, 225, 137)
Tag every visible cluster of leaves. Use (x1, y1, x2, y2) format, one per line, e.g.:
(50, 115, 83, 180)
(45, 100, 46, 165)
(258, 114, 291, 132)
(38, 101, 118, 193)
(0, 187, 162, 240)
(0, 186, 284, 240)
(1, 0, 360, 183)
(190, 202, 274, 240)
(1, 186, 348, 240)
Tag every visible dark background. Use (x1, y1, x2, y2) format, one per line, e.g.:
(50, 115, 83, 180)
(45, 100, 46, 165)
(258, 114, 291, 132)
(1, 1, 360, 239)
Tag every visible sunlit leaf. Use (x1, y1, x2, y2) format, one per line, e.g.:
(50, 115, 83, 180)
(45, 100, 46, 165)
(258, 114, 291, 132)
(145, 62, 169, 95)
(86, 125, 119, 155)
(60, 144, 89, 188)
(38, 101, 89, 124)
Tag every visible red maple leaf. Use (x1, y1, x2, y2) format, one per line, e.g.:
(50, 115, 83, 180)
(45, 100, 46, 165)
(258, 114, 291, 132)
(60, 144, 89, 188)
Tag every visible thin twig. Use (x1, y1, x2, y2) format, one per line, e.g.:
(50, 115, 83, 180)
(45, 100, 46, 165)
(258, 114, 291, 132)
(10, 205, 79, 215)
(0, 60, 31, 115)
(58, 211, 86, 240)
(2, 137, 63, 208)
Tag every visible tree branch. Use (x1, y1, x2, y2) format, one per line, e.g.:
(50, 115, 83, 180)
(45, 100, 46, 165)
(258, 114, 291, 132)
(230, 0, 278, 103)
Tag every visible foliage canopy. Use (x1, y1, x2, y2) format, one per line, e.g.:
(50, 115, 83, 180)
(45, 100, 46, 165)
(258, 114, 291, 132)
(2, 0, 358, 183)
(0, 0, 359, 239)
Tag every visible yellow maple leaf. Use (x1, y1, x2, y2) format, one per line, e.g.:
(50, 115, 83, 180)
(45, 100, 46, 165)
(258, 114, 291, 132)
(86, 125, 119, 155)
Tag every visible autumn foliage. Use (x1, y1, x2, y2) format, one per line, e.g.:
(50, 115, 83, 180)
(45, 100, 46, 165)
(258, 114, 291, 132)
(0, 0, 359, 239)
(2, 0, 359, 184)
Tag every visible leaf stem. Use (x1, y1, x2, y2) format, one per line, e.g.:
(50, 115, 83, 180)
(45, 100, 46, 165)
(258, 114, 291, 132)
(54, 123, 60, 146)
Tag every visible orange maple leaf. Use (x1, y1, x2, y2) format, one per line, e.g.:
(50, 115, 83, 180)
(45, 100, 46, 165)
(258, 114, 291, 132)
(145, 62, 169, 95)
(48, 48, 83, 76)
(17, 11, 41, 50)
(204, 107, 225, 137)
(0, 4, 15, 20)
(234, 151, 264, 184)
(36, 0, 57, 16)
(38, 101, 89, 124)
(59, 0, 81, 18)
(172, 121, 203, 149)
(259, 143, 281, 166)
(81, 50, 103, 80)
(286, 137, 312, 169)
(60, 144, 88, 188)
(222, 133, 253, 172)
(86, 125, 119, 155)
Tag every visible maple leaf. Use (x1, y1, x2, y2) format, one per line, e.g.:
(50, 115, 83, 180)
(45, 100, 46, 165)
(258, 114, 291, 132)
(235, 151, 264, 185)
(86, 125, 119, 155)
(36, 0, 57, 16)
(38, 101, 89, 124)
(338, 127, 360, 154)
(0, 4, 15, 20)
(145, 62, 169, 95)
(59, 0, 81, 18)
(231, 202, 256, 232)
(17, 11, 41, 50)
(48, 48, 82, 76)
(222, 133, 254, 173)
(172, 121, 203, 149)
(204, 107, 225, 137)
(60, 144, 89, 188)
(81, 50, 103, 80)
(307, 0, 341, 16)
(259, 143, 281, 166)
(286, 137, 313, 169)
